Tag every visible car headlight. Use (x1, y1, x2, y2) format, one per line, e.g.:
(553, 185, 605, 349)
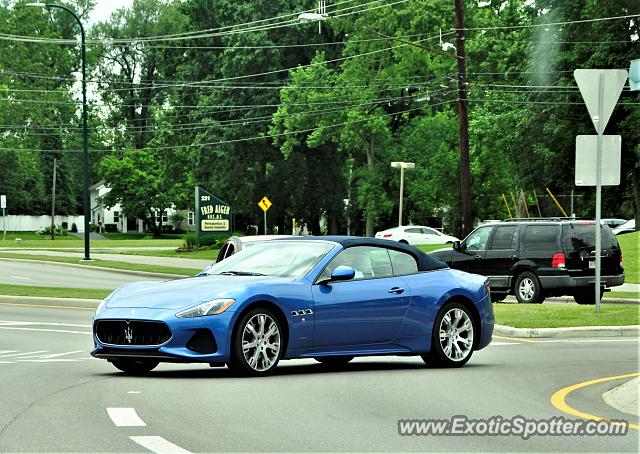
(176, 298, 236, 318)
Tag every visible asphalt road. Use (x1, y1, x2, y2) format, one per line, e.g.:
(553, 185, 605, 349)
(0, 261, 170, 289)
(0, 302, 638, 453)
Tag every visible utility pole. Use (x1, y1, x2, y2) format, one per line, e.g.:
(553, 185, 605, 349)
(454, 0, 472, 237)
(51, 158, 57, 240)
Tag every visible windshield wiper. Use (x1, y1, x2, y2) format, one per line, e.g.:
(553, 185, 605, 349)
(216, 271, 266, 276)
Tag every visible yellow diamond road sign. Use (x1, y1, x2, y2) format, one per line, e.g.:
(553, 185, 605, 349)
(258, 196, 272, 212)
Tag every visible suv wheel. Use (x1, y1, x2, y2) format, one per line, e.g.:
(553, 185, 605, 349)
(574, 288, 603, 305)
(514, 271, 545, 304)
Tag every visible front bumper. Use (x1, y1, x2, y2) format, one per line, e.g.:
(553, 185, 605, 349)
(538, 273, 625, 290)
(91, 306, 235, 364)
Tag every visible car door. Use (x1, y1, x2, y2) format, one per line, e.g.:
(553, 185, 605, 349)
(483, 225, 519, 289)
(421, 227, 441, 244)
(311, 246, 411, 348)
(450, 225, 494, 275)
(402, 227, 422, 244)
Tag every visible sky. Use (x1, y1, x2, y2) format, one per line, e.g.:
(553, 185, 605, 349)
(88, 0, 133, 26)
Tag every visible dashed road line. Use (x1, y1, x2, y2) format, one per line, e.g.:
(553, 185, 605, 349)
(0, 350, 47, 358)
(130, 436, 192, 454)
(0, 302, 95, 311)
(107, 408, 147, 427)
(550, 372, 640, 431)
(0, 326, 91, 335)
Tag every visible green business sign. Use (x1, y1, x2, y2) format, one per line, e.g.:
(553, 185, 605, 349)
(195, 186, 232, 241)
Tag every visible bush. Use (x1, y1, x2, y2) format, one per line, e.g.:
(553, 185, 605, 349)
(183, 233, 227, 249)
(37, 225, 69, 237)
(71, 223, 78, 233)
(104, 224, 118, 233)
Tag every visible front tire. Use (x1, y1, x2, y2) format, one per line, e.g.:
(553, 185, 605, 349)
(421, 302, 475, 368)
(228, 308, 283, 376)
(111, 359, 158, 374)
(514, 271, 545, 304)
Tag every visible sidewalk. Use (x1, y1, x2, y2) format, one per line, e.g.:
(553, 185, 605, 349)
(0, 249, 213, 269)
(603, 377, 640, 418)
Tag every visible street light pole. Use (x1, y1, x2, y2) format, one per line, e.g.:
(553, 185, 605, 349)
(391, 162, 415, 227)
(27, 2, 91, 260)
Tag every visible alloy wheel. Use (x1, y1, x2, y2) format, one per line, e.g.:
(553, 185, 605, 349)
(518, 278, 535, 301)
(241, 313, 281, 372)
(438, 308, 474, 362)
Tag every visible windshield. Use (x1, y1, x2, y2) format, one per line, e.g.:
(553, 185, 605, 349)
(563, 222, 618, 250)
(204, 241, 335, 278)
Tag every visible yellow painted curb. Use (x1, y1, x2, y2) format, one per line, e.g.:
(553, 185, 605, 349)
(493, 335, 538, 344)
(550, 372, 640, 430)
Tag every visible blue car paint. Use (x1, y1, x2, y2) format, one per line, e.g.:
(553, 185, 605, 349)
(92, 240, 494, 364)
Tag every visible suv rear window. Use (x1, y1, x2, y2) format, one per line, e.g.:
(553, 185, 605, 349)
(523, 225, 559, 251)
(563, 222, 618, 250)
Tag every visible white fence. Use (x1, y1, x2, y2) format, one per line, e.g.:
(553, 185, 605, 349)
(0, 215, 85, 232)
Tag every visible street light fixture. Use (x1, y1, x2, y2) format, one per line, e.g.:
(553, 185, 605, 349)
(391, 161, 415, 227)
(27, 2, 91, 260)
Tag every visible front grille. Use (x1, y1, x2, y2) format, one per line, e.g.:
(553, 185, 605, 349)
(95, 320, 171, 346)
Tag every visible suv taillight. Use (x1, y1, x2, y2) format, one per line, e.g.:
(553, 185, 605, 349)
(620, 251, 623, 264)
(552, 253, 566, 268)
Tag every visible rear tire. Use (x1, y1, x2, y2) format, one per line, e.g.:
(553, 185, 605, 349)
(421, 302, 475, 368)
(111, 359, 158, 374)
(514, 271, 545, 304)
(314, 356, 354, 367)
(491, 293, 508, 303)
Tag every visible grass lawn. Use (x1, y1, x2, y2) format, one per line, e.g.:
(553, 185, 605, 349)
(0, 284, 109, 300)
(0, 238, 183, 249)
(617, 232, 639, 284)
(493, 303, 640, 328)
(0, 253, 200, 276)
(607, 291, 640, 300)
(103, 248, 220, 260)
(417, 244, 452, 253)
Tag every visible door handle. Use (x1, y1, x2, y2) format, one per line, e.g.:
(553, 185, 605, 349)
(388, 287, 405, 294)
(474, 255, 482, 259)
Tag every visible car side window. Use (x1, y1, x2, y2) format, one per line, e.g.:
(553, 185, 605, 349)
(389, 250, 419, 275)
(465, 226, 493, 251)
(421, 227, 439, 235)
(405, 228, 422, 234)
(490, 226, 517, 250)
(524, 225, 559, 251)
(318, 246, 394, 282)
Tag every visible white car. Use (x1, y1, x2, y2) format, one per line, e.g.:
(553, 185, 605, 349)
(612, 219, 635, 235)
(375, 226, 459, 245)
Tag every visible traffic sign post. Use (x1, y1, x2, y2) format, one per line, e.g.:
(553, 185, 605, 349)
(258, 196, 272, 234)
(574, 69, 627, 314)
(1, 195, 5, 241)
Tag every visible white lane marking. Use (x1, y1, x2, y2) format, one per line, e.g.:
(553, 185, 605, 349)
(0, 361, 15, 364)
(10, 275, 31, 280)
(18, 350, 84, 359)
(0, 350, 18, 354)
(128, 391, 141, 394)
(0, 350, 47, 358)
(107, 408, 147, 427)
(130, 436, 192, 454)
(0, 320, 91, 328)
(491, 341, 520, 346)
(533, 338, 640, 343)
(0, 327, 91, 335)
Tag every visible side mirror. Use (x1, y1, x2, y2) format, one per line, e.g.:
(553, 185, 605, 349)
(331, 265, 356, 281)
(452, 240, 462, 251)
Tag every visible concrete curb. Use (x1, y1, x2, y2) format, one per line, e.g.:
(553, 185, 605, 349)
(602, 377, 640, 418)
(0, 257, 186, 279)
(495, 324, 640, 338)
(0, 294, 100, 308)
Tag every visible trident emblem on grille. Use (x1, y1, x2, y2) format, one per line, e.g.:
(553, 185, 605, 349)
(124, 323, 133, 344)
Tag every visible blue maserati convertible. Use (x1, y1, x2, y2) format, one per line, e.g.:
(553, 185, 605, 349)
(91, 237, 494, 376)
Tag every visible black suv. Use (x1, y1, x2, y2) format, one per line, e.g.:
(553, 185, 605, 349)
(429, 219, 624, 304)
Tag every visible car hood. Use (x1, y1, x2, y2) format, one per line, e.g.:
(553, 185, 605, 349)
(106, 275, 294, 310)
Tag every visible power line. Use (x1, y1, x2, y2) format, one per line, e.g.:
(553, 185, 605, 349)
(456, 13, 640, 32)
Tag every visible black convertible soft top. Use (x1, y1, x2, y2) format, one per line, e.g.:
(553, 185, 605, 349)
(275, 235, 448, 272)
